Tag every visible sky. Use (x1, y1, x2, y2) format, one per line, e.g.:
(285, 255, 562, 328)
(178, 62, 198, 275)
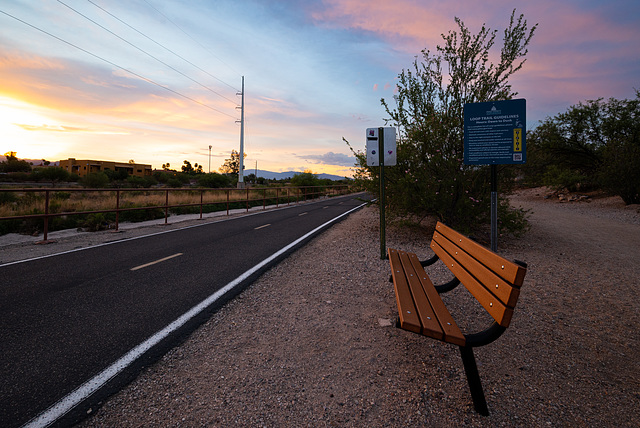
(1, 0, 638, 177)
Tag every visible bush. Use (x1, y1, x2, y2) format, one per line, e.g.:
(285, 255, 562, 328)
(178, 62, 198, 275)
(127, 175, 158, 188)
(31, 167, 70, 185)
(197, 173, 232, 188)
(166, 178, 183, 188)
(524, 92, 640, 203)
(290, 172, 321, 187)
(82, 213, 109, 232)
(0, 191, 18, 204)
(119, 205, 166, 222)
(80, 172, 110, 188)
(0, 157, 32, 173)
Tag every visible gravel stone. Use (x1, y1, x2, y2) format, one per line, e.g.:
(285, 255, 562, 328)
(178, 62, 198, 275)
(3, 189, 639, 427)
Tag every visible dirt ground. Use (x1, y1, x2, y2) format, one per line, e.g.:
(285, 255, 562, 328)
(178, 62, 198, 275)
(9, 188, 640, 427)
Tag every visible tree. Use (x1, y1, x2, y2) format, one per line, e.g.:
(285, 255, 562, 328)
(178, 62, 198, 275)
(290, 170, 320, 187)
(351, 9, 535, 235)
(127, 175, 158, 188)
(180, 160, 204, 175)
(197, 172, 232, 188)
(219, 150, 246, 175)
(525, 92, 640, 203)
(0, 154, 32, 173)
(599, 93, 640, 204)
(32, 167, 70, 187)
(80, 172, 110, 188)
(182, 160, 194, 174)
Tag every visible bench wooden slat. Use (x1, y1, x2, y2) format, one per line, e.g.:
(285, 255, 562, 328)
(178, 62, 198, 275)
(397, 251, 445, 341)
(404, 252, 466, 346)
(432, 232, 520, 308)
(388, 222, 528, 415)
(388, 249, 422, 334)
(431, 240, 515, 327)
(435, 222, 526, 287)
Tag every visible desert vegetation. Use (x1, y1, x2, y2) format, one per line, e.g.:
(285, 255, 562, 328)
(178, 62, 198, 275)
(0, 182, 351, 236)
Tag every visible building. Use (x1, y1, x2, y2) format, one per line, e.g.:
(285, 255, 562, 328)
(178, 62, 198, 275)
(59, 158, 152, 177)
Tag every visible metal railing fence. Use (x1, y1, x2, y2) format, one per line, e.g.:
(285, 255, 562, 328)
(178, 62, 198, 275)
(0, 185, 352, 242)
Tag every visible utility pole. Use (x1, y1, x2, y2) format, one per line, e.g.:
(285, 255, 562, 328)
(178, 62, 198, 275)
(208, 145, 212, 173)
(237, 76, 245, 188)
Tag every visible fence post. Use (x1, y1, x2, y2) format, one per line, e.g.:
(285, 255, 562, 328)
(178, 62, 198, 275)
(276, 188, 279, 208)
(115, 189, 120, 231)
(43, 190, 50, 242)
(246, 187, 249, 212)
(200, 190, 203, 220)
(263, 188, 266, 210)
(164, 189, 169, 225)
(226, 189, 230, 216)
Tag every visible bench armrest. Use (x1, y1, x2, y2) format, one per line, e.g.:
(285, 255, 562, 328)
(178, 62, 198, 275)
(420, 254, 439, 267)
(435, 277, 461, 293)
(464, 322, 507, 347)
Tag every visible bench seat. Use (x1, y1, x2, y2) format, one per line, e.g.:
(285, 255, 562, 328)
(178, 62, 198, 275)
(389, 248, 466, 346)
(387, 221, 527, 415)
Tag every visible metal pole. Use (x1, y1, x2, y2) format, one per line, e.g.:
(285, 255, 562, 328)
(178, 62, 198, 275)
(491, 165, 498, 252)
(208, 145, 212, 173)
(379, 127, 386, 260)
(164, 189, 169, 225)
(238, 76, 245, 188)
(43, 190, 49, 242)
(115, 189, 120, 231)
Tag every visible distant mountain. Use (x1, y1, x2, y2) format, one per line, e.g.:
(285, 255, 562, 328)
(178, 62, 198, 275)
(250, 170, 350, 181)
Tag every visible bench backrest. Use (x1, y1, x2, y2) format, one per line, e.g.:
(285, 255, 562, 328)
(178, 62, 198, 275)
(430, 222, 527, 327)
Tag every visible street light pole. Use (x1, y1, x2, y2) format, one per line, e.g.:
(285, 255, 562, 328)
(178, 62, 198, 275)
(208, 145, 212, 173)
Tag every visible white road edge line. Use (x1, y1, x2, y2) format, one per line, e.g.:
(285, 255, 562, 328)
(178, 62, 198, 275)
(23, 201, 368, 428)
(254, 224, 271, 230)
(130, 253, 183, 271)
(298, 212, 308, 216)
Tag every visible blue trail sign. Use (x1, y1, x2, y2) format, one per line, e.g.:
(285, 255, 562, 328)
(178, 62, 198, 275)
(464, 99, 526, 165)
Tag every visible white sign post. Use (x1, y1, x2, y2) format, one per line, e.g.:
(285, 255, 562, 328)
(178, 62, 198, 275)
(366, 127, 397, 166)
(366, 127, 396, 259)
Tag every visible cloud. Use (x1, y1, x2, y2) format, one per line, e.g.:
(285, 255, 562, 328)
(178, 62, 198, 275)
(0, 51, 66, 71)
(297, 151, 355, 167)
(14, 123, 128, 135)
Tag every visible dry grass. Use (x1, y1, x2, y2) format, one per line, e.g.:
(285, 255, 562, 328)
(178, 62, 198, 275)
(0, 187, 341, 218)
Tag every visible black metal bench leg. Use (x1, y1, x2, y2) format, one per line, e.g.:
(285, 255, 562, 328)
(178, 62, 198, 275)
(459, 346, 489, 416)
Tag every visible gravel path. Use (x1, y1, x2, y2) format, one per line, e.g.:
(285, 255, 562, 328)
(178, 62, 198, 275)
(7, 189, 640, 426)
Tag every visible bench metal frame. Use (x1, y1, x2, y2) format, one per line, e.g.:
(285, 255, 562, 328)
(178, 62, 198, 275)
(389, 222, 527, 415)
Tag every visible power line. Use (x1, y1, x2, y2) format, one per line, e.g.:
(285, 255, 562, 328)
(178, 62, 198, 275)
(57, 0, 237, 106)
(0, 9, 238, 120)
(142, 0, 242, 78)
(85, 0, 240, 94)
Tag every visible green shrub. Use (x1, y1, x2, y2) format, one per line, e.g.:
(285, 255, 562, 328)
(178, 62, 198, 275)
(80, 172, 110, 188)
(82, 213, 109, 232)
(0, 192, 18, 204)
(167, 178, 183, 188)
(197, 173, 232, 188)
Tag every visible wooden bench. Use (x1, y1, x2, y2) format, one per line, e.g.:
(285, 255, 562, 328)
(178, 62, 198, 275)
(388, 221, 527, 415)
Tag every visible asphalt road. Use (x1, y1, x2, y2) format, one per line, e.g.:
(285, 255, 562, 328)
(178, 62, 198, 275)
(0, 193, 371, 427)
